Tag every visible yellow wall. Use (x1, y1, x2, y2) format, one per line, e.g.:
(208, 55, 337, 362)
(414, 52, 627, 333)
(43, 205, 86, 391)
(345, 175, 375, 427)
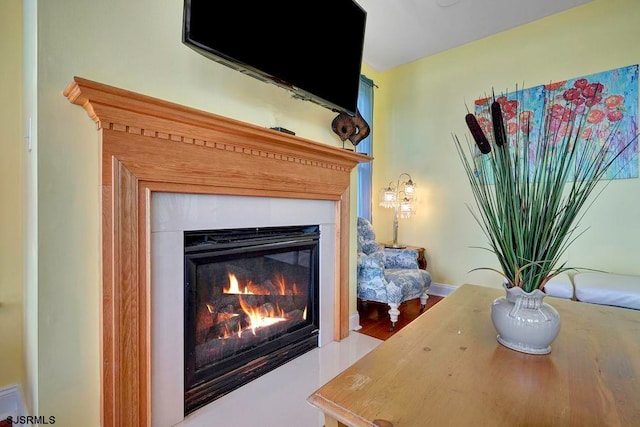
(27, 0, 640, 423)
(372, 0, 640, 289)
(0, 0, 24, 390)
(33, 0, 355, 423)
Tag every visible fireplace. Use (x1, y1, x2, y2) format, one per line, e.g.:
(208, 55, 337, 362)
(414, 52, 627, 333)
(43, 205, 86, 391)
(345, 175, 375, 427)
(63, 77, 371, 426)
(183, 225, 320, 414)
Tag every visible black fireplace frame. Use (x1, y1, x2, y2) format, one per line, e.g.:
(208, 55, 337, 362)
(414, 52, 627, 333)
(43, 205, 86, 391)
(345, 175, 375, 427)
(183, 225, 320, 415)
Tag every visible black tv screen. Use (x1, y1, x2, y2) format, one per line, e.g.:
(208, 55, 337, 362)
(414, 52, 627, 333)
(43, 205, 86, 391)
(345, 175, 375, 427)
(182, 0, 367, 116)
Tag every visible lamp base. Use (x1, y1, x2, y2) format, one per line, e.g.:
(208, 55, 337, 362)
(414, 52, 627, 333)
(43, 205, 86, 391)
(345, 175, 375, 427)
(384, 243, 407, 249)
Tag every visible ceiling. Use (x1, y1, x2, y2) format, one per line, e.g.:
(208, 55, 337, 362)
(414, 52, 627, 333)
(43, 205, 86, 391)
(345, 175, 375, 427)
(357, 0, 592, 71)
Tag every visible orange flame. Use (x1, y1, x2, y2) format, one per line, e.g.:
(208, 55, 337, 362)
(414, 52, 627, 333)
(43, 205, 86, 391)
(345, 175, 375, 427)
(238, 296, 286, 335)
(214, 270, 308, 338)
(223, 271, 303, 295)
(224, 273, 248, 294)
(273, 273, 286, 295)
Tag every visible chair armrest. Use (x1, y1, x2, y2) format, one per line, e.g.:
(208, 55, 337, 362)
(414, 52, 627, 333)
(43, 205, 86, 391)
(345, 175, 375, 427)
(357, 250, 389, 301)
(360, 239, 383, 255)
(384, 248, 419, 269)
(358, 250, 385, 270)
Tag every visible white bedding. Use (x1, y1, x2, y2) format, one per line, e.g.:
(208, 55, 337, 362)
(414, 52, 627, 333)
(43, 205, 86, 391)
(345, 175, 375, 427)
(573, 272, 640, 310)
(543, 272, 574, 300)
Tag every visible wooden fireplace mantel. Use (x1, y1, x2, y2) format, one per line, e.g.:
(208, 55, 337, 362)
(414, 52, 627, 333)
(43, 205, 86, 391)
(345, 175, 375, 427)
(63, 76, 371, 427)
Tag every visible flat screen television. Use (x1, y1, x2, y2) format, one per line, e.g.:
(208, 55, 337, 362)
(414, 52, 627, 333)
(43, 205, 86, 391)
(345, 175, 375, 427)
(182, 0, 367, 116)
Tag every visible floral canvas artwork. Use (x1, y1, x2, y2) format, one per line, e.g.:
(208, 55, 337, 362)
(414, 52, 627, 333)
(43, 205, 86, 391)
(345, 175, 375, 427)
(456, 65, 638, 295)
(474, 64, 639, 181)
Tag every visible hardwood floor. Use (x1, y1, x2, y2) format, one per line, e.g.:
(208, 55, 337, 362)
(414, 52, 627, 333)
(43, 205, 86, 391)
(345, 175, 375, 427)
(357, 295, 444, 341)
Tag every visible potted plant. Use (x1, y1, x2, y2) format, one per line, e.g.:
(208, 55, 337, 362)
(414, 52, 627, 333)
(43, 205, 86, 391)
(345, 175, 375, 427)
(454, 79, 638, 354)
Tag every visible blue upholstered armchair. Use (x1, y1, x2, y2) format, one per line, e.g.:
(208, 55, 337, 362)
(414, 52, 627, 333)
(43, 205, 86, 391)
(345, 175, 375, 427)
(357, 217, 432, 330)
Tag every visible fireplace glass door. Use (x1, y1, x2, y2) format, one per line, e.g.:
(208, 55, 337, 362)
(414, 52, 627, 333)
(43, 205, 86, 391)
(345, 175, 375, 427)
(184, 225, 320, 414)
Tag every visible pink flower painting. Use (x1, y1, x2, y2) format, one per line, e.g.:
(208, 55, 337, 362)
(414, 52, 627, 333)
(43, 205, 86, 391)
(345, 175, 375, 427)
(474, 64, 638, 182)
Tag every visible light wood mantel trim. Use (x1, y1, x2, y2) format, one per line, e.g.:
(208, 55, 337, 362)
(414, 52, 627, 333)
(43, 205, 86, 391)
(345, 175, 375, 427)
(64, 76, 368, 172)
(63, 76, 371, 427)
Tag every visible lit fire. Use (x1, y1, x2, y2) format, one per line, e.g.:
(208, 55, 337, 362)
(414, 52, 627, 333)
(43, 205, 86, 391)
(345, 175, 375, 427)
(274, 274, 286, 295)
(224, 273, 248, 294)
(223, 272, 301, 295)
(210, 271, 307, 339)
(238, 296, 286, 334)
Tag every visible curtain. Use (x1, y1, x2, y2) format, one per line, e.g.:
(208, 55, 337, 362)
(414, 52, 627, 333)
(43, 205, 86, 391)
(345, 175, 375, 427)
(356, 74, 374, 221)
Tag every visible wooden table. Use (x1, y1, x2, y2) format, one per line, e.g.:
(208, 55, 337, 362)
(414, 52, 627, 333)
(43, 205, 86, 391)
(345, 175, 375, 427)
(308, 284, 640, 426)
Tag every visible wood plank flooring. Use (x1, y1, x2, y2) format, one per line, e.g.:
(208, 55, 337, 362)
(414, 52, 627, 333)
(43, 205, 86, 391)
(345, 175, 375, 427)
(357, 295, 444, 341)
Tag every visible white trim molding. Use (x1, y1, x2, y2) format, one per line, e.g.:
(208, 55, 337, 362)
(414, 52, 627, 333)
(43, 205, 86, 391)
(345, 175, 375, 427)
(350, 313, 362, 331)
(428, 282, 457, 297)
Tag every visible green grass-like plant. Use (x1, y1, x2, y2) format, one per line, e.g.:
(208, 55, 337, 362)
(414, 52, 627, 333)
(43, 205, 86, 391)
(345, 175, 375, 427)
(455, 86, 638, 293)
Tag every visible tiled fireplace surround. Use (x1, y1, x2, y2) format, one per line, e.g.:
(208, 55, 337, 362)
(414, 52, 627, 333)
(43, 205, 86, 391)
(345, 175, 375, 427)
(152, 193, 336, 425)
(63, 77, 371, 426)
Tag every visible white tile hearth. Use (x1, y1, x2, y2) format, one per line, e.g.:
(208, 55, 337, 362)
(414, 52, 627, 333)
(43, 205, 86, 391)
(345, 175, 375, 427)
(176, 331, 382, 427)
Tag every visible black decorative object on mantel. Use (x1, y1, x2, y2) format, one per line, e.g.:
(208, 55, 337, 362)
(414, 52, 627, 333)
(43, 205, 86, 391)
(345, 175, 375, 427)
(331, 109, 370, 149)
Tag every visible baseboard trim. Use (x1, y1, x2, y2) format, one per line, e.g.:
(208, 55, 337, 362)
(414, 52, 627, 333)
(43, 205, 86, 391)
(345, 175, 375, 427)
(0, 384, 26, 421)
(349, 312, 362, 331)
(428, 282, 457, 297)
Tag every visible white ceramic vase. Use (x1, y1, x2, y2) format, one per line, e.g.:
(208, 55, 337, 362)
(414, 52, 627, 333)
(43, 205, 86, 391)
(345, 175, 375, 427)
(490, 284, 561, 355)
